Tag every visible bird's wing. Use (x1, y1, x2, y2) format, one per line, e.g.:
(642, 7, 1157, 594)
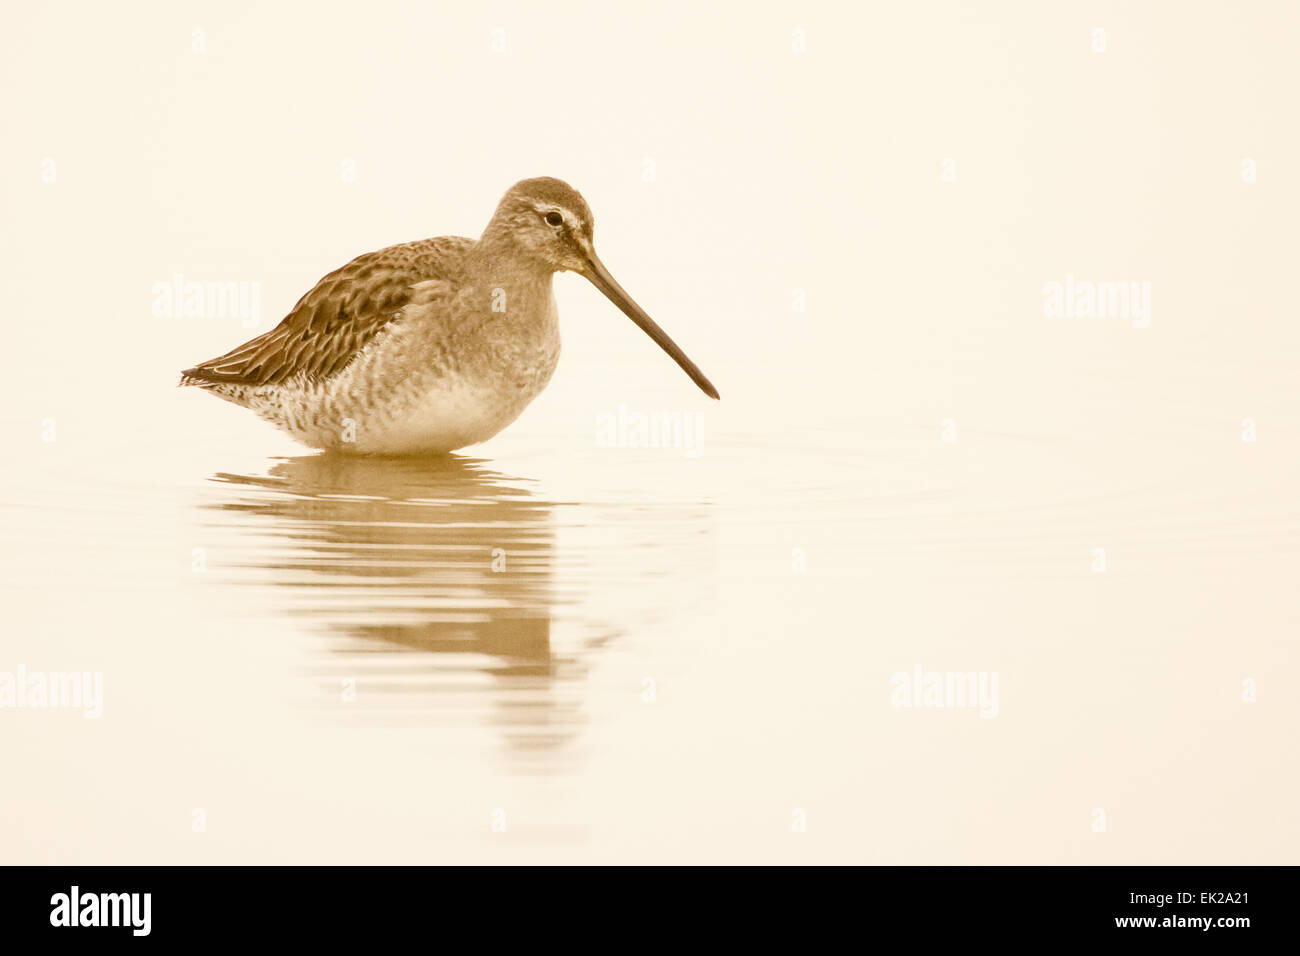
(180, 236, 474, 387)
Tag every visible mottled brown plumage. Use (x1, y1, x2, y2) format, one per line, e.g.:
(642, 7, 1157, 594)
(180, 236, 474, 387)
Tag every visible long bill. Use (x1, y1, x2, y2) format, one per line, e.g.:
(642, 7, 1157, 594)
(579, 251, 720, 400)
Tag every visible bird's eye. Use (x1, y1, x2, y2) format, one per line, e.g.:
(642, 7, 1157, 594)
(544, 211, 564, 227)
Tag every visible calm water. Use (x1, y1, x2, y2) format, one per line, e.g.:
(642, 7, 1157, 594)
(3, 344, 1296, 862)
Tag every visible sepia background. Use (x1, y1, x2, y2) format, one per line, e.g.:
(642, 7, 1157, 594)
(1, 1, 1297, 863)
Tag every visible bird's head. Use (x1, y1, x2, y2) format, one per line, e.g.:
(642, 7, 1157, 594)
(480, 177, 719, 400)
(485, 177, 597, 273)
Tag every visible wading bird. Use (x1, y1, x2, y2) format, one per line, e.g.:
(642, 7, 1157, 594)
(181, 177, 718, 454)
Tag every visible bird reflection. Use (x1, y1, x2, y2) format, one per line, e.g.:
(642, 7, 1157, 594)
(203, 453, 598, 768)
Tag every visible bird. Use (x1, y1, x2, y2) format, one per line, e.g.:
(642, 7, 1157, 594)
(180, 177, 719, 455)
